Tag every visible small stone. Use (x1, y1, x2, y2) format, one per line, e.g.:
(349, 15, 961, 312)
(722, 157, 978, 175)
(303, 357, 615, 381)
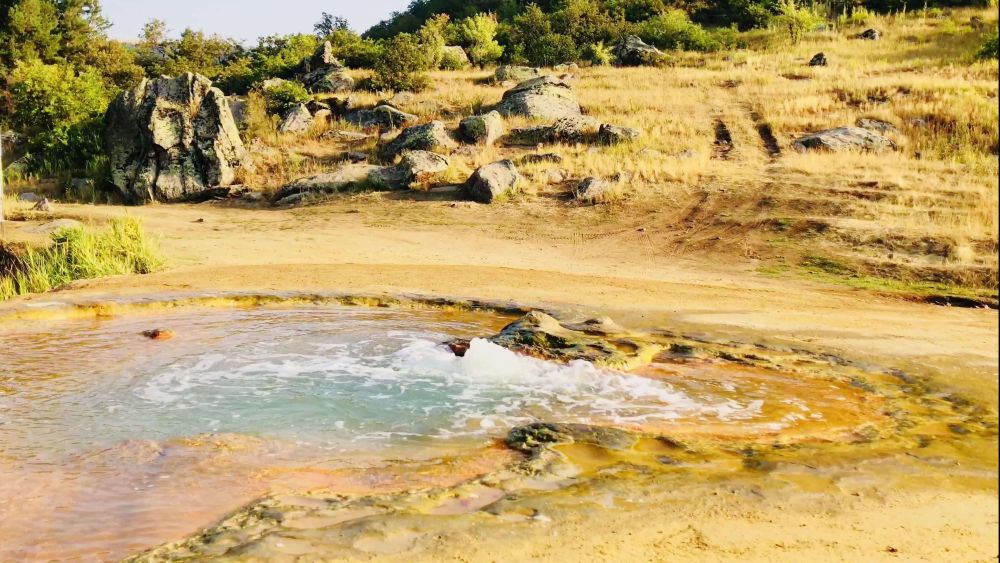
(808, 52, 828, 66)
(142, 329, 175, 341)
(458, 111, 505, 146)
(857, 28, 881, 40)
(464, 160, 523, 204)
(598, 124, 640, 145)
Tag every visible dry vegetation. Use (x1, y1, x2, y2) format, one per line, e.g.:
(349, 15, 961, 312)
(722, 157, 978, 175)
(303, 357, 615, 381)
(9, 9, 991, 304)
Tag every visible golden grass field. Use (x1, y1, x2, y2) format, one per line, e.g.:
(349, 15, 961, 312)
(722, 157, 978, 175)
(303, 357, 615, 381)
(5, 8, 998, 303)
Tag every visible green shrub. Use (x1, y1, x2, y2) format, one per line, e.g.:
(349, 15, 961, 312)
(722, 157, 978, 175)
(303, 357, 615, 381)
(251, 34, 320, 79)
(418, 14, 451, 69)
(0, 218, 163, 301)
(8, 59, 110, 174)
(326, 29, 383, 68)
(440, 47, 470, 69)
(977, 27, 998, 60)
(261, 80, 311, 113)
(770, 0, 824, 44)
(585, 41, 614, 65)
(369, 33, 431, 92)
(639, 10, 721, 51)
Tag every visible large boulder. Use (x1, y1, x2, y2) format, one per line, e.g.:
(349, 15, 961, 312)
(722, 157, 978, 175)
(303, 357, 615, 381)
(792, 126, 896, 153)
(458, 111, 504, 145)
(303, 65, 354, 93)
(345, 105, 418, 130)
(464, 160, 522, 203)
(104, 73, 249, 204)
(398, 150, 450, 187)
(278, 104, 313, 133)
(495, 65, 541, 83)
(612, 35, 666, 66)
(495, 76, 582, 121)
(302, 41, 354, 93)
(380, 121, 457, 160)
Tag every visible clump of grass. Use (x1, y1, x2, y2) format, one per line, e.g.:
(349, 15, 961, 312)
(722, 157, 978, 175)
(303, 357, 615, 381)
(0, 217, 163, 301)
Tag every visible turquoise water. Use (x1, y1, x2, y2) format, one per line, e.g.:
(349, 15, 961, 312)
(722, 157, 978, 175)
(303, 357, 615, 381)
(0, 306, 722, 463)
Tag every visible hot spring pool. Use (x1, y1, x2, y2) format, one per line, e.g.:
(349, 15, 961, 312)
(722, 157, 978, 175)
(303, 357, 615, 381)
(0, 302, 877, 560)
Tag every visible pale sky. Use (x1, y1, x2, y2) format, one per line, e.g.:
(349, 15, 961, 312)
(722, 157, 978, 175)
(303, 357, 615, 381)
(101, 0, 411, 42)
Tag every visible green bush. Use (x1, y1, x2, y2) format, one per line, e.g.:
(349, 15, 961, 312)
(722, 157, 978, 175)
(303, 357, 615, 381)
(369, 33, 431, 92)
(0, 218, 163, 301)
(326, 29, 384, 68)
(261, 80, 311, 113)
(8, 59, 110, 173)
(639, 10, 722, 51)
(977, 27, 999, 60)
(770, 0, 824, 44)
(251, 34, 320, 79)
(585, 41, 614, 65)
(417, 14, 450, 69)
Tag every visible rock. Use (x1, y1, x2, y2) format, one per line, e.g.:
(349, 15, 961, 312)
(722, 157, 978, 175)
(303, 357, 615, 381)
(104, 73, 249, 204)
(321, 130, 371, 143)
(441, 45, 470, 68)
(313, 108, 333, 125)
(272, 164, 385, 202)
(517, 153, 563, 165)
(464, 160, 523, 204)
(302, 42, 354, 93)
(366, 166, 409, 190)
(857, 28, 881, 40)
(380, 121, 457, 160)
(856, 118, 900, 134)
(612, 35, 666, 66)
(495, 76, 582, 121)
(574, 177, 615, 203)
(495, 65, 541, 83)
(28, 218, 81, 234)
(808, 52, 828, 66)
(239, 191, 265, 203)
(261, 77, 288, 90)
(345, 105, 418, 130)
(545, 169, 565, 184)
(598, 124, 640, 145)
(507, 422, 638, 453)
(638, 147, 664, 158)
(388, 92, 416, 106)
(489, 311, 657, 368)
(227, 95, 248, 128)
(509, 116, 601, 145)
(340, 151, 368, 163)
(458, 111, 504, 145)
(32, 197, 52, 211)
(446, 338, 471, 357)
(792, 126, 896, 153)
(310, 41, 338, 68)
(306, 100, 331, 114)
(553, 62, 580, 72)
(398, 150, 450, 187)
(142, 328, 175, 341)
(17, 192, 39, 202)
(278, 104, 313, 133)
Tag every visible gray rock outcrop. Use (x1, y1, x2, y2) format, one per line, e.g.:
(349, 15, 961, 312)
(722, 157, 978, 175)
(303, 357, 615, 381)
(495, 65, 541, 83)
(464, 160, 523, 203)
(104, 73, 249, 204)
(380, 121, 457, 160)
(792, 127, 896, 153)
(458, 111, 505, 145)
(345, 105, 418, 130)
(612, 35, 666, 66)
(495, 76, 582, 121)
(278, 104, 314, 133)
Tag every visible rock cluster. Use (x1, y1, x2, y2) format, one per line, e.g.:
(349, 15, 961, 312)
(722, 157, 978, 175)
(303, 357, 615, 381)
(302, 41, 354, 93)
(104, 73, 249, 203)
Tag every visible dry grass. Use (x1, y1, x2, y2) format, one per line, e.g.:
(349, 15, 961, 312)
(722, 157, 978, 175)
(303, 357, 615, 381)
(243, 8, 998, 296)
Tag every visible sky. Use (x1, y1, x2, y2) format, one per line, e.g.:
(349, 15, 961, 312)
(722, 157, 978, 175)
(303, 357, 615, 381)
(101, 0, 411, 43)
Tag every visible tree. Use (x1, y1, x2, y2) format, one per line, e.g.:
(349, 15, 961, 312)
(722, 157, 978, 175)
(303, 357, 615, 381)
(314, 12, 351, 37)
(0, 0, 61, 69)
(55, 0, 110, 67)
(455, 13, 504, 67)
(8, 59, 109, 171)
(771, 0, 822, 43)
(417, 14, 450, 69)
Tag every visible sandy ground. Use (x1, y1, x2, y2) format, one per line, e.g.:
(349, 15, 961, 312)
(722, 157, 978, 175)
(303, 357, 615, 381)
(2, 199, 998, 562)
